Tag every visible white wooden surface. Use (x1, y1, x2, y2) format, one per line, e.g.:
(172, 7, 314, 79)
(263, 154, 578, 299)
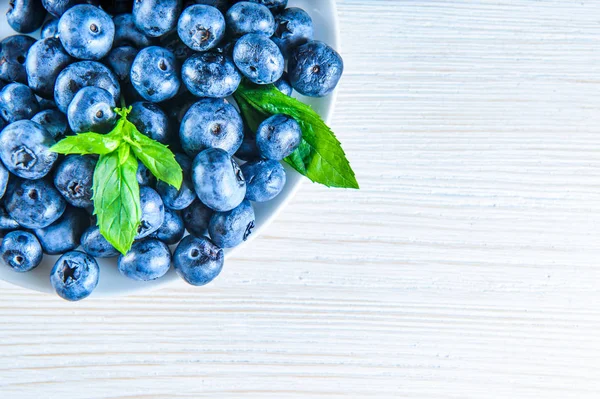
(2, 0, 600, 397)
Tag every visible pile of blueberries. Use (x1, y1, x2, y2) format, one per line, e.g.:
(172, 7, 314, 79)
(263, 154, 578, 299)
(0, 0, 343, 300)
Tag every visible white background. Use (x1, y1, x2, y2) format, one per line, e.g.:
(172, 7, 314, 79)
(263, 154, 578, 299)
(2, 0, 600, 397)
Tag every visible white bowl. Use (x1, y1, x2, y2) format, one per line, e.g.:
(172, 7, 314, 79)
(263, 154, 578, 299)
(0, 0, 341, 297)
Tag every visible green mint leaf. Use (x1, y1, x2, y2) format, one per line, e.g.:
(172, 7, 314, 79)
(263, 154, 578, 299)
(50, 132, 121, 155)
(235, 94, 270, 132)
(92, 149, 141, 255)
(127, 122, 183, 190)
(234, 80, 359, 189)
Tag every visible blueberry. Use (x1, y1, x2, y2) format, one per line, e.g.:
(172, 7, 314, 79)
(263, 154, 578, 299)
(50, 250, 99, 301)
(101, 0, 134, 15)
(0, 35, 36, 84)
(58, 5, 115, 60)
(272, 7, 313, 57)
(133, 0, 181, 38)
(180, 98, 243, 156)
(103, 45, 138, 82)
(36, 96, 57, 111)
(54, 60, 120, 113)
(240, 159, 286, 202)
(80, 225, 119, 257)
(0, 83, 39, 123)
(136, 161, 156, 186)
(41, 18, 60, 38)
(226, 2, 275, 37)
(53, 155, 96, 208)
(67, 86, 117, 133)
(192, 148, 246, 212)
(0, 207, 20, 231)
(158, 29, 195, 62)
(34, 206, 90, 255)
(233, 33, 284, 84)
(0, 163, 8, 200)
(248, 0, 286, 13)
(288, 40, 344, 98)
(42, 0, 87, 17)
(128, 101, 172, 144)
(1, 231, 42, 272)
(113, 13, 153, 48)
(234, 126, 261, 161)
(274, 71, 292, 96)
(156, 179, 196, 211)
(136, 186, 165, 239)
(31, 109, 71, 140)
(209, 199, 254, 248)
(117, 238, 171, 281)
(162, 91, 196, 125)
(181, 199, 213, 237)
(130, 46, 181, 103)
(182, 52, 241, 98)
(255, 114, 301, 160)
(26, 38, 73, 99)
(177, 5, 225, 51)
(174, 152, 192, 173)
(173, 235, 223, 286)
(5, 178, 66, 229)
(7, 0, 47, 33)
(0, 120, 57, 179)
(151, 208, 185, 245)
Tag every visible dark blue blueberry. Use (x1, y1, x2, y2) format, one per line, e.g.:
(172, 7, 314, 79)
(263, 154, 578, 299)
(0, 163, 8, 200)
(58, 4, 115, 60)
(136, 161, 156, 186)
(180, 98, 243, 156)
(226, 2, 275, 37)
(184, 0, 232, 12)
(41, 18, 60, 38)
(274, 72, 292, 96)
(0, 83, 39, 123)
(53, 155, 96, 208)
(34, 206, 90, 255)
(54, 60, 120, 113)
(42, 0, 87, 18)
(31, 109, 71, 140)
(240, 159, 286, 202)
(101, 0, 134, 15)
(128, 101, 172, 144)
(182, 52, 241, 98)
(209, 199, 254, 248)
(288, 40, 344, 98)
(5, 178, 66, 229)
(135, 186, 165, 239)
(181, 199, 213, 237)
(103, 45, 138, 82)
(113, 13, 153, 48)
(67, 86, 117, 133)
(175, 152, 192, 173)
(158, 28, 195, 62)
(0, 35, 36, 84)
(173, 235, 223, 286)
(156, 178, 196, 211)
(36, 96, 57, 110)
(248, 0, 286, 13)
(233, 33, 284, 84)
(130, 46, 180, 102)
(0, 207, 20, 231)
(1, 231, 42, 272)
(255, 114, 301, 160)
(133, 0, 181, 38)
(272, 7, 313, 57)
(177, 5, 225, 51)
(50, 250, 99, 301)
(151, 208, 184, 245)
(80, 225, 119, 257)
(26, 37, 73, 99)
(192, 148, 246, 212)
(234, 135, 260, 161)
(0, 120, 57, 179)
(162, 91, 196, 125)
(7, 0, 47, 33)
(118, 238, 171, 281)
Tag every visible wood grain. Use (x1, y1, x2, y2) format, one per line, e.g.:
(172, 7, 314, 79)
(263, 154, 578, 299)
(2, 0, 600, 397)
